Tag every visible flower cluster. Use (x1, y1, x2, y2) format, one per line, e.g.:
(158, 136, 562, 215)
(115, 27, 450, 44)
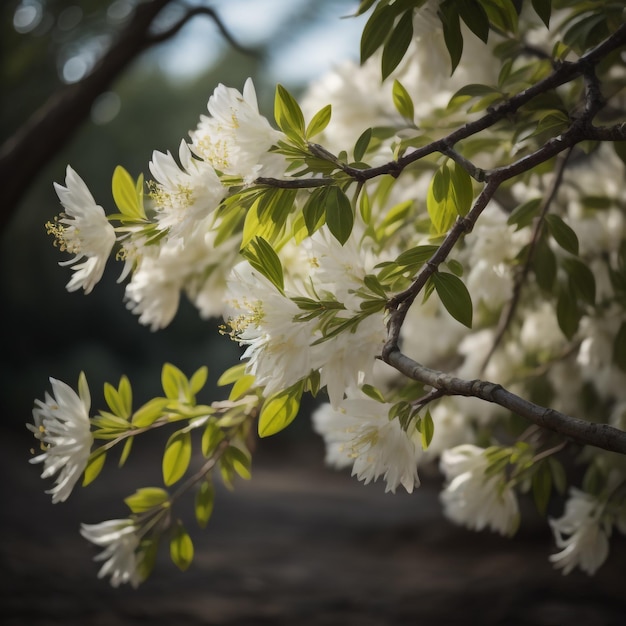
(30, 0, 626, 584)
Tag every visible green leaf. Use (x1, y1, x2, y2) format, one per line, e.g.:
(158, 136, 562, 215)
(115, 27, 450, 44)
(229, 374, 256, 401)
(118, 437, 133, 468)
(189, 367, 209, 396)
(354, 127, 373, 162)
(432, 272, 473, 328)
(162, 430, 192, 486)
(161, 363, 189, 401)
(507, 198, 541, 230)
(439, 2, 463, 74)
(532, 0, 551, 27)
(201, 420, 224, 457)
(217, 363, 248, 387)
(131, 397, 169, 427)
(361, 384, 386, 403)
(303, 187, 328, 236)
(556, 284, 580, 339)
(124, 487, 169, 513)
(103, 382, 129, 420)
(195, 480, 215, 529)
(112, 166, 145, 220)
(545, 214, 579, 256)
(392, 79, 415, 120)
(457, 0, 490, 42)
(450, 161, 473, 217)
(613, 322, 626, 372)
(170, 522, 194, 572)
(326, 186, 354, 245)
(421, 409, 435, 449)
(305, 104, 332, 139)
(242, 236, 285, 293)
(258, 381, 304, 438)
(360, 4, 395, 64)
(427, 163, 456, 235)
(533, 238, 556, 291)
(274, 84, 305, 141)
(82, 448, 106, 487)
(395, 245, 439, 268)
(381, 11, 413, 80)
(222, 445, 252, 480)
(562, 257, 596, 305)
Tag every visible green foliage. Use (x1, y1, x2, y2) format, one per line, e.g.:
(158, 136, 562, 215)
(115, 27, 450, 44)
(431, 271, 473, 328)
(274, 84, 306, 143)
(170, 521, 194, 572)
(325, 186, 354, 245)
(258, 381, 305, 437)
(427, 161, 474, 235)
(392, 80, 415, 121)
(241, 236, 285, 293)
(162, 429, 192, 486)
(82, 448, 106, 487)
(195, 480, 215, 529)
(124, 487, 170, 513)
(111, 166, 146, 222)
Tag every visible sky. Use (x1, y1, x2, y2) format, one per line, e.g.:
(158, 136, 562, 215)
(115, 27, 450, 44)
(153, 0, 367, 85)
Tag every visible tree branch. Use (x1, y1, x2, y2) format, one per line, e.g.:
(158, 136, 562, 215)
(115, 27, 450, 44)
(384, 348, 626, 455)
(0, 0, 256, 232)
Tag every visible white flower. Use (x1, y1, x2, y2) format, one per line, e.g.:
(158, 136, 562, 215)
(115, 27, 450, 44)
(190, 78, 283, 180)
(312, 392, 420, 493)
(28, 374, 93, 503)
(439, 444, 520, 536)
(80, 518, 142, 588)
(48, 166, 116, 294)
(225, 262, 316, 396)
(549, 488, 611, 576)
(148, 140, 225, 241)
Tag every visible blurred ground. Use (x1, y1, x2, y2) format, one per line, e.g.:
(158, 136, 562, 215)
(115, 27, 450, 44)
(2, 428, 625, 626)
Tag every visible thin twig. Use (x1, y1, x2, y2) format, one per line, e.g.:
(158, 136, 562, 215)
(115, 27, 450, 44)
(480, 148, 573, 373)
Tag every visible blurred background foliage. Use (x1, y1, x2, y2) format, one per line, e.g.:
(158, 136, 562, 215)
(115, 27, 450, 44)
(0, 0, 363, 436)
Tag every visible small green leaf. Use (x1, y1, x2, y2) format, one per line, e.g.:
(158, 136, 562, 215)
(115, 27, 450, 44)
(161, 363, 189, 401)
(82, 448, 106, 487)
(354, 127, 372, 162)
(195, 480, 215, 529)
(361, 384, 386, 403)
(124, 487, 169, 513)
(274, 84, 305, 141)
(201, 420, 224, 457)
(432, 272, 473, 328)
(258, 381, 304, 438)
(223, 445, 252, 480)
(131, 397, 169, 428)
(450, 161, 473, 217)
(103, 381, 131, 420)
(507, 198, 541, 230)
(360, 4, 395, 64)
(303, 187, 328, 236)
(533, 238, 556, 291)
(217, 363, 248, 387)
(189, 366, 209, 396)
(439, 2, 463, 74)
(392, 79, 415, 120)
(532, 0, 551, 27)
(381, 11, 413, 80)
(427, 164, 456, 235)
(118, 437, 133, 468)
(242, 236, 285, 293)
(556, 284, 580, 339)
(170, 522, 194, 572)
(421, 409, 435, 449)
(395, 245, 439, 268)
(162, 430, 192, 486)
(305, 104, 332, 139)
(458, 0, 490, 42)
(326, 186, 354, 245)
(545, 214, 579, 256)
(229, 374, 256, 401)
(562, 257, 596, 305)
(112, 166, 145, 220)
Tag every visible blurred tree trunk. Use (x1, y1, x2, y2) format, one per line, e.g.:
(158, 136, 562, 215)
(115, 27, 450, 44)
(0, 0, 173, 232)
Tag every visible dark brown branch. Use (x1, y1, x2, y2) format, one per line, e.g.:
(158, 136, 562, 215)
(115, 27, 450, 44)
(385, 348, 626, 454)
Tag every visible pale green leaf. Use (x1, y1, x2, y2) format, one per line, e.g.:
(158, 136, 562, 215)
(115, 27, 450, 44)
(124, 487, 169, 513)
(162, 430, 192, 486)
(170, 522, 194, 571)
(195, 480, 215, 529)
(258, 381, 304, 438)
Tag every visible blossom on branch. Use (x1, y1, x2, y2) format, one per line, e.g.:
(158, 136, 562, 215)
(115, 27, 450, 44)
(28, 374, 93, 503)
(47, 166, 116, 294)
(80, 518, 142, 588)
